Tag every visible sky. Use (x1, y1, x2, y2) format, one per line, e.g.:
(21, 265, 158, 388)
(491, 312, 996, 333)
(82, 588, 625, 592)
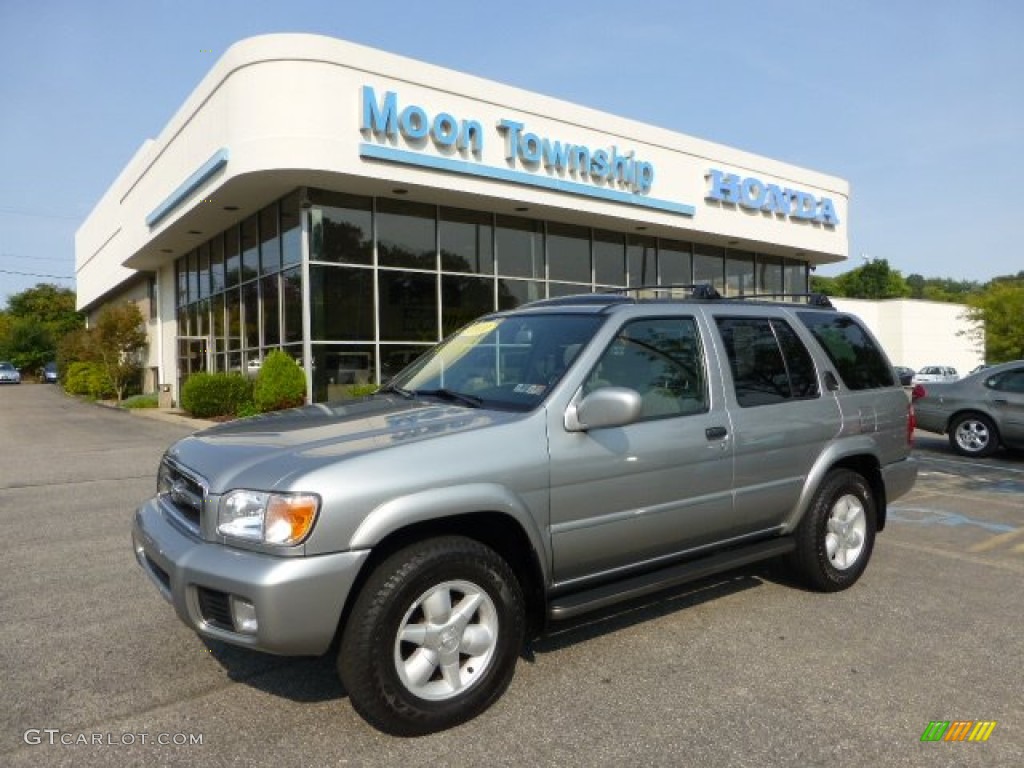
(1, 0, 1022, 308)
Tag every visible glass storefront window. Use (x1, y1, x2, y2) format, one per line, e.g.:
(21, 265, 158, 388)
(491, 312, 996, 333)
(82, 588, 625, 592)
(497, 278, 543, 309)
(261, 273, 280, 347)
(311, 343, 377, 402)
(310, 191, 372, 265)
(380, 344, 431, 381)
(210, 235, 225, 294)
(495, 215, 544, 279)
(548, 282, 590, 298)
(186, 251, 198, 305)
(784, 260, 808, 297)
(225, 287, 241, 351)
(197, 244, 210, 299)
(241, 215, 259, 282)
(594, 229, 625, 287)
(211, 293, 225, 354)
(309, 265, 374, 341)
(259, 203, 280, 275)
(725, 250, 755, 296)
(377, 198, 436, 270)
(176, 259, 187, 307)
(548, 222, 591, 284)
(224, 226, 241, 288)
(440, 207, 494, 274)
(442, 274, 495, 337)
(694, 244, 725, 293)
(282, 267, 302, 345)
(757, 254, 784, 295)
(241, 281, 260, 349)
(379, 270, 439, 341)
(627, 235, 657, 288)
(659, 239, 692, 287)
(281, 191, 302, 268)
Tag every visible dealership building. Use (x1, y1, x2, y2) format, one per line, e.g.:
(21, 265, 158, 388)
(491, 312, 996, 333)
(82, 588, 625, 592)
(76, 33, 853, 403)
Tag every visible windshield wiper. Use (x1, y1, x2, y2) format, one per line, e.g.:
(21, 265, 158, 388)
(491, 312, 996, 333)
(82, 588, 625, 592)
(414, 388, 483, 408)
(377, 383, 415, 399)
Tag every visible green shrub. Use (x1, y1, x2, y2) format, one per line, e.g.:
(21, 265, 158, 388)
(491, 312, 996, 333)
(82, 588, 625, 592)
(181, 372, 253, 418)
(121, 393, 158, 409)
(65, 361, 115, 400)
(235, 400, 260, 419)
(345, 383, 380, 399)
(253, 350, 306, 413)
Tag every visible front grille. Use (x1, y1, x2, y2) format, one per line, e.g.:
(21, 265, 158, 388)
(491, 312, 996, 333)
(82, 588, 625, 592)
(159, 460, 207, 534)
(197, 587, 234, 631)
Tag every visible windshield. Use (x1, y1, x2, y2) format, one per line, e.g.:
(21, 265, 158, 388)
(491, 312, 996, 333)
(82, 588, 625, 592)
(387, 313, 603, 411)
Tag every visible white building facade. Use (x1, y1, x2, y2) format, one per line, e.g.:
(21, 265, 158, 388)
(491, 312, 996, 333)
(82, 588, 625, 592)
(76, 34, 852, 403)
(831, 298, 984, 376)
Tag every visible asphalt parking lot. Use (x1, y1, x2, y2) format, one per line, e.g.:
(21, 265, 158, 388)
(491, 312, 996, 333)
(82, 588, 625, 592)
(2, 384, 1021, 767)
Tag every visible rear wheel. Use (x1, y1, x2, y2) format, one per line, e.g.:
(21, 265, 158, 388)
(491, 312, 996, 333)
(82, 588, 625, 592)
(949, 413, 998, 457)
(339, 536, 524, 736)
(792, 469, 876, 592)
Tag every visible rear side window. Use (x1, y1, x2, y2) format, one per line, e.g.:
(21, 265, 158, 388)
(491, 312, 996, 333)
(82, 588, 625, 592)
(715, 317, 820, 407)
(797, 312, 895, 390)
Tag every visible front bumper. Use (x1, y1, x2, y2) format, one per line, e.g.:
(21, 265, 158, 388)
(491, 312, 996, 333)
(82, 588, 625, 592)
(132, 497, 370, 655)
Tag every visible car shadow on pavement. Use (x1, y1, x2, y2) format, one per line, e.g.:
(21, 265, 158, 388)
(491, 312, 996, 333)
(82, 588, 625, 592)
(202, 640, 348, 702)
(528, 567, 769, 658)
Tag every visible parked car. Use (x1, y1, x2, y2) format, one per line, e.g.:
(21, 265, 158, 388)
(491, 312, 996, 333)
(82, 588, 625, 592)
(914, 360, 1024, 457)
(0, 361, 21, 384)
(913, 365, 958, 384)
(894, 366, 915, 386)
(968, 364, 990, 376)
(132, 291, 917, 735)
(40, 361, 58, 383)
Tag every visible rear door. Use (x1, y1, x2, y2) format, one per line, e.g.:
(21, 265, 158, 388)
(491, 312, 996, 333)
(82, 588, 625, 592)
(985, 366, 1024, 444)
(709, 309, 841, 531)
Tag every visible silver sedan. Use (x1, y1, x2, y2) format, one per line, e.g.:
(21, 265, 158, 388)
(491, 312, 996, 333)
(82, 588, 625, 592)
(0, 361, 21, 384)
(914, 360, 1024, 457)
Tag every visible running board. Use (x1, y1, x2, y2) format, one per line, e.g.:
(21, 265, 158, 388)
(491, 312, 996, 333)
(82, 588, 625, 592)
(548, 537, 795, 621)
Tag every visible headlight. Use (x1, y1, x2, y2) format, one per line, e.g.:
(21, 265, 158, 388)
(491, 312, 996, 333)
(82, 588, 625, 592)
(218, 490, 320, 545)
(157, 461, 173, 495)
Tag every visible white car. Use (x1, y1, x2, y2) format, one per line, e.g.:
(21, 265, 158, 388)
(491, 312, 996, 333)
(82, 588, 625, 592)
(0, 361, 21, 384)
(913, 365, 958, 384)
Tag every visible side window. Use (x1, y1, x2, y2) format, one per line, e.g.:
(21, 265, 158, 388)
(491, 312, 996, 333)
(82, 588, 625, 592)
(583, 317, 707, 419)
(715, 317, 819, 407)
(797, 311, 896, 390)
(987, 369, 1024, 393)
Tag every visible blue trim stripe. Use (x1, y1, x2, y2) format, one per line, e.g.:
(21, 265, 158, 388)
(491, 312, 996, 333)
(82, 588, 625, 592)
(146, 148, 230, 228)
(359, 144, 695, 218)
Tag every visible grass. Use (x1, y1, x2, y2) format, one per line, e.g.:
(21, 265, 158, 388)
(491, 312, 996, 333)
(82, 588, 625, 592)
(121, 393, 159, 409)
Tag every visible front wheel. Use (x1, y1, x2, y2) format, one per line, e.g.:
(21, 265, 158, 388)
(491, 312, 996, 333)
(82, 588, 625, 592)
(339, 536, 525, 736)
(949, 413, 998, 457)
(791, 469, 877, 592)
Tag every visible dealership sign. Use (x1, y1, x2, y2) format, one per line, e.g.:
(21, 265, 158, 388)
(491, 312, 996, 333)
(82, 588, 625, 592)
(358, 86, 694, 217)
(705, 168, 839, 226)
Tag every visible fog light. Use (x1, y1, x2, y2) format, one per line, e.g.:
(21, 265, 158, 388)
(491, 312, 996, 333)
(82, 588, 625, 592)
(230, 597, 258, 635)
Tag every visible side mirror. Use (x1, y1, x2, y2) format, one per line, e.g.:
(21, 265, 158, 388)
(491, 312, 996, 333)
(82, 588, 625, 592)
(565, 387, 643, 432)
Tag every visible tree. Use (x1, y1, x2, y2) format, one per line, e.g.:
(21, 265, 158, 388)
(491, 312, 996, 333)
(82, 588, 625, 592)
(94, 302, 148, 402)
(962, 279, 1024, 363)
(5, 284, 83, 338)
(833, 259, 910, 299)
(0, 283, 84, 375)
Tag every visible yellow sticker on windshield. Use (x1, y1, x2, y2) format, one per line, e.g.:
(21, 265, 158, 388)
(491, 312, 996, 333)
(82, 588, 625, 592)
(460, 320, 497, 337)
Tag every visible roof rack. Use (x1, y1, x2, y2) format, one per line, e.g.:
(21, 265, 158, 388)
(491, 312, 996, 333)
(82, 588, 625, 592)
(729, 292, 835, 308)
(606, 284, 723, 300)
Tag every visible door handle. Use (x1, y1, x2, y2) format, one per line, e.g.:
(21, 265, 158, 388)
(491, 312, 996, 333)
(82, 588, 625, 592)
(993, 399, 1008, 407)
(705, 426, 728, 440)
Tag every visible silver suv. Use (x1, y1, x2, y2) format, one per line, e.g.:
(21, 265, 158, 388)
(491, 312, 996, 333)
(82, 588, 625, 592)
(133, 291, 917, 735)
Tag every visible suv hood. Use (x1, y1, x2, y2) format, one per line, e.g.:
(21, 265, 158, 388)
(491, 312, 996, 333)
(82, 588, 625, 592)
(164, 396, 521, 492)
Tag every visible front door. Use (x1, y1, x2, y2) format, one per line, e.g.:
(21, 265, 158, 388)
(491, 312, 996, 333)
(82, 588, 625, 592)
(547, 316, 736, 586)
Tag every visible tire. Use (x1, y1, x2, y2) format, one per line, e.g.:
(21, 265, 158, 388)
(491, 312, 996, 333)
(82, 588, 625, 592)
(792, 469, 876, 592)
(948, 413, 999, 458)
(338, 536, 525, 736)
